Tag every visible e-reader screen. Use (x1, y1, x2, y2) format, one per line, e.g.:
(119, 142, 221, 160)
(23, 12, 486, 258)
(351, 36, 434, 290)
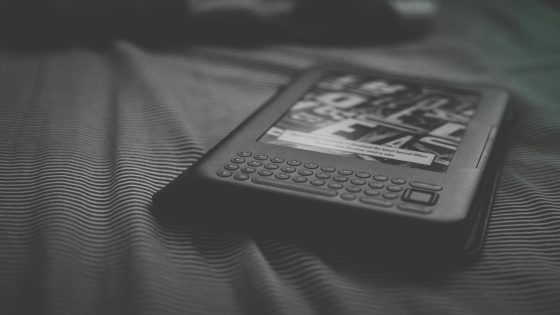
(258, 72, 479, 172)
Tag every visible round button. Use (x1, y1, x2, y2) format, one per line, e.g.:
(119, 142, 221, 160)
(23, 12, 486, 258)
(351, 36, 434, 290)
(346, 186, 361, 193)
(247, 161, 262, 167)
(241, 167, 256, 174)
(298, 170, 313, 176)
(387, 186, 403, 192)
(304, 163, 319, 169)
(224, 164, 239, 171)
(364, 189, 380, 196)
(356, 172, 371, 178)
(316, 173, 331, 180)
(368, 182, 384, 189)
(287, 160, 302, 166)
(374, 175, 388, 182)
(293, 176, 308, 183)
(254, 154, 268, 160)
(264, 163, 279, 170)
(321, 166, 336, 173)
(217, 170, 233, 177)
(281, 167, 296, 173)
(333, 176, 348, 183)
(338, 169, 353, 176)
(258, 170, 273, 176)
(351, 179, 366, 186)
(383, 193, 399, 200)
(310, 180, 326, 186)
(237, 151, 252, 157)
(234, 173, 249, 181)
(275, 173, 290, 180)
(231, 157, 246, 164)
(341, 193, 357, 201)
(391, 178, 407, 185)
(270, 157, 285, 163)
(328, 183, 343, 190)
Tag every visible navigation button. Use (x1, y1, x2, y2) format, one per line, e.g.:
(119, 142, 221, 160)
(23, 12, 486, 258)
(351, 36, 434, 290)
(402, 188, 439, 205)
(398, 203, 433, 215)
(359, 197, 393, 208)
(409, 181, 443, 191)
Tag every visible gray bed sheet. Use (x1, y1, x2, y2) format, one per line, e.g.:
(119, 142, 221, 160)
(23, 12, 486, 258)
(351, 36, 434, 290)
(1, 0, 560, 314)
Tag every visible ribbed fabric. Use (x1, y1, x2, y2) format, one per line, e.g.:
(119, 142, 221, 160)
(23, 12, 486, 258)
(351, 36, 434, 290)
(1, 1, 560, 314)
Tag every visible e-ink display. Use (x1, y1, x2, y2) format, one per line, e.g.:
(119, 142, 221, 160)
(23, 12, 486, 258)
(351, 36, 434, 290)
(259, 72, 479, 172)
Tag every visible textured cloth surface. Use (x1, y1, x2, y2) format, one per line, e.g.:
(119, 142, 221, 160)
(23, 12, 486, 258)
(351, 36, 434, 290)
(1, 1, 560, 314)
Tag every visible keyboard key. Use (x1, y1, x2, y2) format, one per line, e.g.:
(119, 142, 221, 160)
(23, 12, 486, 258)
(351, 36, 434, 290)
(237, 151, 252, 157)
(252, 177, 337, 197)
(374, 175, 388, 182)
(356, 172, 371, 178)
(270, 157, 285, 163)
(341, 193, 357, 201)
(287, 160, 302, 166)
(231, 157, 246, 164)
(338, 169, 353, 175)
(224, 164, 239, 171)
(234, 173, 249, 181)
(217, 170, 233, 177)
(298, 170, 313, 176)
(327, 183, 343, 190)
(258, 170, 273, 177)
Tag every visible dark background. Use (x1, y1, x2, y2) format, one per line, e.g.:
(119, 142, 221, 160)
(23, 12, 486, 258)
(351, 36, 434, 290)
(1, 0, 559, 314)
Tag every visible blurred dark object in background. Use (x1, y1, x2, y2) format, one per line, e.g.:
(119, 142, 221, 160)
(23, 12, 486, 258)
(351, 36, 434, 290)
(0, 0, 438, 45)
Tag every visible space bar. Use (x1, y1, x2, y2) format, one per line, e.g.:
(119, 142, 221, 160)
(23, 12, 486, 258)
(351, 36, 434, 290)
(252, 177, 338, 197)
